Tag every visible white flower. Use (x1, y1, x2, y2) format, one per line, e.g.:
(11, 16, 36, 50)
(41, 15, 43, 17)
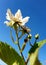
(4, 9, 30, 26)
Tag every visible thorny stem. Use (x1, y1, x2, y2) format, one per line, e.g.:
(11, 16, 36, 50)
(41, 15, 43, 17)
(16, 30, 25, 63)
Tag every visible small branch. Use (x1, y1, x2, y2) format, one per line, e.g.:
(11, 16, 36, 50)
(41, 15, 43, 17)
(16, 30, 25, 62)
(25, 54, 30, 65)
(10, 29, 16, 44)
(18, 32, 24, 39)
(25, 41, 33, 65)
(29, 40, 33, 47)
(34, 39, 37, 44)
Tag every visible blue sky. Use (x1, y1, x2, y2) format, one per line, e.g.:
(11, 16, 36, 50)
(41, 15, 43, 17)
(0, 0, 46, 65)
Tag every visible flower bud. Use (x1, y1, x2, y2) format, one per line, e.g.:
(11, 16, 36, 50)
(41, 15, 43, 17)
(35, 34, 39, 39)
(28, 34, 32, 39)
(24, 38, 28, 43)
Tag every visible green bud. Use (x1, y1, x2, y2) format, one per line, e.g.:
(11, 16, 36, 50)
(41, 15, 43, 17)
(35, 34, 39, 39)
(28, 34, 32, 39)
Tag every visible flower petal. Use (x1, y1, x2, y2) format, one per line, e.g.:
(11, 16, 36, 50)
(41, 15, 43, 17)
(15, 9, 22, 20)
(6, 15, 10, 20)
(4, 21, 13, 26)
(6, 9, 14, 20)
(4, 21, 9, 26)
(21, 16, 30, 25)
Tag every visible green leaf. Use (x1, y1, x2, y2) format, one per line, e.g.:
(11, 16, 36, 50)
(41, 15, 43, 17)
(0, 41, 25, 65)
(29, 39, 46, 65)
(38, 39, 46, 48)
(29, 48, 42, 65)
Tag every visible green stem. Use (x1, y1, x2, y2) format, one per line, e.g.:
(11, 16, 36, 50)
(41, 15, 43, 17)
(29, 40, 33, 47)
(25, 55, 30, 65)
(16, 30, 25, 63)
(26, 40, 33, 65)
